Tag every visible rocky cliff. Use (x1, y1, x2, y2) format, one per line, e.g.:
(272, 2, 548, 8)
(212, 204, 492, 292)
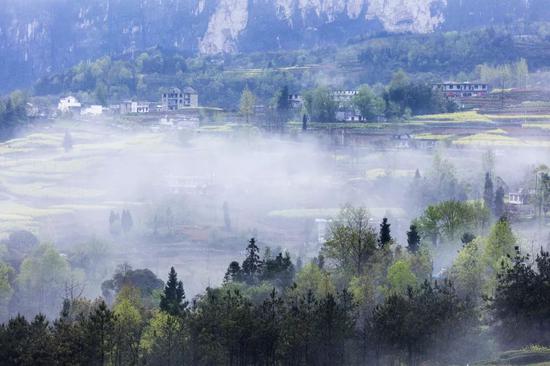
(0, 0, 548, 91)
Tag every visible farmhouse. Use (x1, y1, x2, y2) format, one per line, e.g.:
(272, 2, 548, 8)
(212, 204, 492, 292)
(332, 90, 361, 121)
(57, 96, 81, 114)
(288, 93, 303, 109)
(432, 82, 489, 98)
(81, 105, 104, 116)
(336, 110, 364, 122)
(119, 101, 151, 114)
(508, 191, 526, 205)
(161, 87, 199, 110)
(331, 90, 359, 106)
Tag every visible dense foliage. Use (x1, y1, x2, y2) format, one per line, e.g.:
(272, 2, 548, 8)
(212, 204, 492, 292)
(2, 201, 538, 365)
(0, 91, 27, 139)
(32, 24, 550, 113)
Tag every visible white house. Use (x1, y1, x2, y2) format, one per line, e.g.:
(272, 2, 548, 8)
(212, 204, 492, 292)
(288, 94, 303, 109)
(81, 105, 104, 116)
(58, 96, 81, 113)
(331, 90, 359, 107)
(119, 101, 151, 114)
(508, 191, 526, 205)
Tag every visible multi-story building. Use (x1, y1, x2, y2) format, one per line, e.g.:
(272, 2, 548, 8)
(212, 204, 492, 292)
(331, 90, 359, 104)
(432, 82, 489, 98)
(161, 87, 199, 110)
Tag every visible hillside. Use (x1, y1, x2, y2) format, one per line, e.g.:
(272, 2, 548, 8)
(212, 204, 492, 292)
(1, 0, 550, 92)
(30, 25, 550, 110)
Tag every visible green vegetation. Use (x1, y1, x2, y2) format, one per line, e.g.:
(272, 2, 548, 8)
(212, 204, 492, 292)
(478, 58, 529, 89)
(412, 110, 491, 123)
(352, 84, 385, 121)
(454, 133, 550, 147)
(303, 87, 337, 122)
(31, 23, 550, 116)
(1, 204, 538, 366)
(0, 91, 27, 139)
(239, 86, 256, 124)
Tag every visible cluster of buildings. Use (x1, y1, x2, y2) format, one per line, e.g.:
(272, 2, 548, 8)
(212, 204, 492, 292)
(57, 87, 199, 117)
(432, 82, 489, 98)
(288, 89, 364, 122)
(287, 82, 490, 122)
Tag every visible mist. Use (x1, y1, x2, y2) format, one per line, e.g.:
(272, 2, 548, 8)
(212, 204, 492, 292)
(0, 116, 547, 308)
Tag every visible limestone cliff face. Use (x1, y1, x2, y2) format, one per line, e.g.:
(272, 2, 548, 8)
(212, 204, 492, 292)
(199, 0, 250, 54)
(199, 0, 446, 54)
(0, 0, 547, 90)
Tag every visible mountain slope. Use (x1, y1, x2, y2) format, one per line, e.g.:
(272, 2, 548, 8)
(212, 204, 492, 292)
(0, 0, 549, 91)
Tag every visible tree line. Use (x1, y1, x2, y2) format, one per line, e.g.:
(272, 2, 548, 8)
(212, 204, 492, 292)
(0, 91, 27, 139)
(1, 199, 545, 365)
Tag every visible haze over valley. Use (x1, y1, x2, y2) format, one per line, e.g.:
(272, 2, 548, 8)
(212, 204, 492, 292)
(1, 1, 550, 365)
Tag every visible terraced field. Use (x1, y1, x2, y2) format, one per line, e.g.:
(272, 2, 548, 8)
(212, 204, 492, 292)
(0, 120, 168, 239)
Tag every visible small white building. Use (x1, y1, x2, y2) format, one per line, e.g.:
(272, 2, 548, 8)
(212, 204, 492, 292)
(336, 110, 364, 122)
(331, 90, 359, 106)
(288, 94, 303, 109)
(509, 191, 526, 205)
(120, 101, 151, 114)
(81, 105, 104, 116)
(58, 96, 81, 113)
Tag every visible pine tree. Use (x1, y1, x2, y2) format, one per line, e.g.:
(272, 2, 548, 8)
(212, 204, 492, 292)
(86, 301, 115, 366)
(242, 238, 262, 284)
(159, 267, 187, 316)
(276, 85, 290, 112)
(461, 232, 476, 245)
(224, 261, 241, 283)
(407, 225, 421, 254)
(494, 186, 505, 218)
(483, 172, 494, 212)
(378, 218, 392, 248)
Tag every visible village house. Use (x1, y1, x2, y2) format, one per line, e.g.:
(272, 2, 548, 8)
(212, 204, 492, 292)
(119, 101, 151, 114)
(81, 105, 104, 116)
(288, 89, 366, 121)
(57, 96, 81, 114)
(335, 110, 364, 122)
(161, 87, 199, 111)
(432, 82, 489, 98)
(508, 191, 526, 205)
(331, 90, 359, 107)
(506, 189, 535, 219)
(288, 94, 303, 109)
(332, 90, 361, 121)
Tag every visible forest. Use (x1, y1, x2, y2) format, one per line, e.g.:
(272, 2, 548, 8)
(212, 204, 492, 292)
(0, 206, 547, 366)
